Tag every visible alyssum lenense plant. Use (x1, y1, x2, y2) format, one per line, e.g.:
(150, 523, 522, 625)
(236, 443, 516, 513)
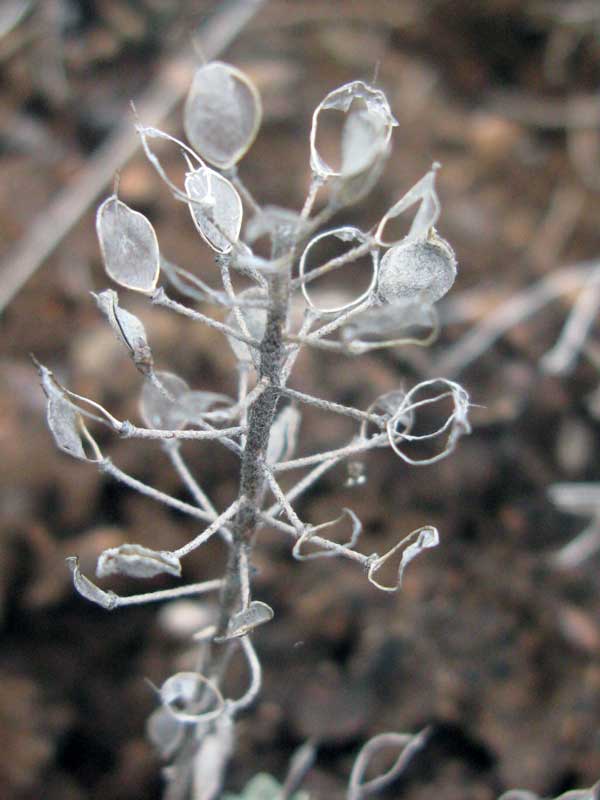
(38, 62, 471, 799)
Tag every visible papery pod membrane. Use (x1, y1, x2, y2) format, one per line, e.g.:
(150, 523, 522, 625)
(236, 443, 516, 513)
(175, 390, 234, 427)
(46, 392, 101, 462)
(140, 371, 189, 429)
(266, 405, 301, 464)
(185, 167, 243, 254)
(245, 205, 304, 245)
(299, 226, 378, 315)
(332, 147, 387, 207)
(368, 526, 439, 592)
(96, 544, 181, 579)
(225, 288, 267, 362)
(377, 233, 457, 306)
(184, 61, 262, 169)
(96, 195, 160, 293)
(293, 508, 361, 560)
(93, 289, 153, 373)
(66, 557, 117, 609)
(386, 378, 470, 465)
(215, 600, 274, 642)
(310, 81, 397, 179)
(376, 165, 441, 246)
(341, 298, 438, 349)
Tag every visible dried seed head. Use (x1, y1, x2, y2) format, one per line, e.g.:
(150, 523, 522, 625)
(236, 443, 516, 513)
(299, 227, 378, 315)
(214, 600, 274, 642)
(367, 526, 439, 592)
(184, 61, 262, 169)
(310, 80, 396, 180)
(341, 298, 438, 352)
(66, 557, 117, 610)
(96, 195, 160, 293)
(245, 205, 305, 246)
(96, 544, 182, 579)
(185, 166, 243, 254)
(376, 164, 441, 246)
(41, 367, 103, 463)
(377, 233, 457, 306)
(93, 289, 154, 374)
(139, 371, 189, 429)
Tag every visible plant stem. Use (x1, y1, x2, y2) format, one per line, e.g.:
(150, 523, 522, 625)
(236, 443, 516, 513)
(217, 251, 292, 636)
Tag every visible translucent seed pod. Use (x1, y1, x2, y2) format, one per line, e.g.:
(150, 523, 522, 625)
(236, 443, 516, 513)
(46, 390, 102, 462)
(341, 298, 439, 352)
(96, 544, 182, 579)
(96, 195, 160, 293)
(139, 371, 189, 430)
(185, 166, 243, 254)
(376, 164, 440, 247)
(266, 405, 301, 465)
(225, 288, 267, 362)
(214, 600, 274, 642)
(377, 232, 457, 306)
(184, 61, 262, 169)
(299, 227, 378, 315)
(66, 557, 117, 610)
(310, 81, 397, 180)
(245, 205, 305, 246)
(93, 289, 154, 375)
(367, 526, 439, 592)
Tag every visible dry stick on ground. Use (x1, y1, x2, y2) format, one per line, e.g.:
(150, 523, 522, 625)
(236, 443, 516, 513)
(0, 0, 266, 315)
(434, 261, 600, 377)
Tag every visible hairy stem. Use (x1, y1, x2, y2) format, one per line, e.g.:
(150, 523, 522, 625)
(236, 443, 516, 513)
(217, 251, 291, 635)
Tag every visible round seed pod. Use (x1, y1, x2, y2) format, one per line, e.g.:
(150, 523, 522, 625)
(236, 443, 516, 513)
(377, 233, 457, 305)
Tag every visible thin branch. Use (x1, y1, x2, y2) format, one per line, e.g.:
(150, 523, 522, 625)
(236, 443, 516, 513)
(152, 288, 261, 350)
(115, 579, 223, 607)
(100, 458, 217, 523)
(278, 385, 385, 426)
(172, 500, 242, 559)
(273, 434, 387, 472)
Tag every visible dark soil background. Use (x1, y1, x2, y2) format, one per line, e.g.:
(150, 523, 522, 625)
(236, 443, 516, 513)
(2, 1, 600, 798)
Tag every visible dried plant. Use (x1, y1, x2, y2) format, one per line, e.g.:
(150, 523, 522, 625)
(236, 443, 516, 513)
(37, 61, 472, 798)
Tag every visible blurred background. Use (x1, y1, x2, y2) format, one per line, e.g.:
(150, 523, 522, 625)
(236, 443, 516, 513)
(1, 1, 600, 798)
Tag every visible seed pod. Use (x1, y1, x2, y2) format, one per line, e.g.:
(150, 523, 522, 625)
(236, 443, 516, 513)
(185, 166, 243, 254)
(66, 557, 117, 610)
(225, 288, 267, 362)
(367, 526, 439, 592)
(377, 233, 456, 305)
(376, 164, 440, 246)
(96, 195, 160, 293)
(266, 405, 301, 464)
(93, 289, 153, 375)
(214, 600, 274, 642)
(299, 226, 378, 315)
(310, 81, 396, 180)
(139, 371, 189, 429)
(96, 544, 181, 579)
(184, 61, 262, 169)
